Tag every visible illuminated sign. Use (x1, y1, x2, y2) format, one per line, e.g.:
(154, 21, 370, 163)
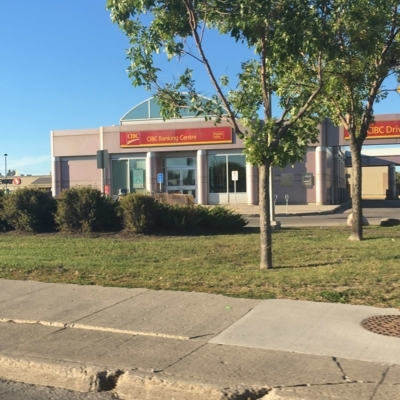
(120, 127, 233, 147)
(344, 121, 400, 140)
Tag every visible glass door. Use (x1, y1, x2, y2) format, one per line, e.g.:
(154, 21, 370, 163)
(167, 169, 181, 193)
(181, 168, 196, 198)
(166, 168, 196, 199)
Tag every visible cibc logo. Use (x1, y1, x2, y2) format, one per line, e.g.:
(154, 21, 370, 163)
(368, 126, 384, 134)
(127, 132, 140, 145)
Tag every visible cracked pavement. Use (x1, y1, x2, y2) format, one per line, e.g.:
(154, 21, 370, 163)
(0, 279, 398, 400)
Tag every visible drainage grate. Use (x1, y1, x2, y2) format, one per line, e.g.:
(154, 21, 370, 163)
(362, 315, 400, 338)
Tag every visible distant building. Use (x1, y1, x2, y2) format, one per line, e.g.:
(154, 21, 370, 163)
(0, 175, 52, 192)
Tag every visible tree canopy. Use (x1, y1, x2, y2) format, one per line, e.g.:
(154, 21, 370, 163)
(107, 0, 331, 165)
(107, 0, 333, 269)
(321, 0, 400, 240)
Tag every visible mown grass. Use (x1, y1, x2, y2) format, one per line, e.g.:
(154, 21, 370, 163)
(0, 226, 399, 309)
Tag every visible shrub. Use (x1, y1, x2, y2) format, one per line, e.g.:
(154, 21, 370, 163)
(158, 204, 247, 233)
(55, 186, 120, 233)
(205, 206, 248, 232)
(159, 204, 209, 232)
(2, 188, 56, 232)
(119, 193, 161, 234)
(0, 190, 12, 231)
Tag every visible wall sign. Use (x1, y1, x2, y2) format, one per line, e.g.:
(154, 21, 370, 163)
(120, 127, 233, 147)
(133, 170, 144, 189)
(302, 173, 313, 188)
(344, 121, 400, 140)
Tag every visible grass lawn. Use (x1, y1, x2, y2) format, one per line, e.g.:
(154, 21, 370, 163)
(0, 226, 399, 309)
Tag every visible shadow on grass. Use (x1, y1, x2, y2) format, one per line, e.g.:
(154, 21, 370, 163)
(362, 236, 387, 241)
(273, 261, 338, 270)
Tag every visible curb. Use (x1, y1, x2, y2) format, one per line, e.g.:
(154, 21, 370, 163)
(0, 355, 113, 393)
(116, 370, 270, 400)
(241, 201, 352, 218)
(0, 354, 271, 400)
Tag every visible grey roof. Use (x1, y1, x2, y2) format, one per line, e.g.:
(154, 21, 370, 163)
(30, 177, 52, 185)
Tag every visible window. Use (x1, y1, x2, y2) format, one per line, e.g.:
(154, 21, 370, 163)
(112, 158, 146, 195)
(227, 155, 246, 193)
(208, 154, 246, 193)
(208, 155, 226, 193)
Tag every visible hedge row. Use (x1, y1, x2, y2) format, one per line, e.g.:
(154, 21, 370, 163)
(0, 187, 247, 234)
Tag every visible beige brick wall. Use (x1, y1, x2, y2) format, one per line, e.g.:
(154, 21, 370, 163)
(346, 166, 388, 199)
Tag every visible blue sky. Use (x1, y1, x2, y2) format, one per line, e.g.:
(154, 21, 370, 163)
(0, 1, 399, 175)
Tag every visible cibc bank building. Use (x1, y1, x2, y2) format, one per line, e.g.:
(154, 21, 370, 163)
(51, 97, 352, 206)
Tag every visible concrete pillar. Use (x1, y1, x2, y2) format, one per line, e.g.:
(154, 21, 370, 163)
(197, 150, 207, 205)
(388, 164, 397, 199)
(333, 151, 339, 204)
(315, 146, 327, 205)
(246, 163, 258, 205)
(146, 152, 157, 194)
(99, 126, 105, 193)
(51, 157, 62, 197)
(341, 158, 346, 191)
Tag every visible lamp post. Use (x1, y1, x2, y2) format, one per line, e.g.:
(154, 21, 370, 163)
(4, 154, 7, 192)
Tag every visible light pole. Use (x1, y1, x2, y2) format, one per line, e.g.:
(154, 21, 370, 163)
(4, 154, 7, 192)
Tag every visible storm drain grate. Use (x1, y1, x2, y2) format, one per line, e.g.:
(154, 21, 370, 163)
(361, 315, 400, 338)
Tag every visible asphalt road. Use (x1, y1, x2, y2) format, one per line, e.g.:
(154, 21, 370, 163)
(245, 199, 400, 227)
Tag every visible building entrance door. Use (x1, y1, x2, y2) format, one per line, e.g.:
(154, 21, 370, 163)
(166, 168, 196, 199)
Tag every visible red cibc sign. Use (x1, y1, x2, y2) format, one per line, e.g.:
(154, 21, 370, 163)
(120, 127, 233, 147)
(344, 121, 400, 140)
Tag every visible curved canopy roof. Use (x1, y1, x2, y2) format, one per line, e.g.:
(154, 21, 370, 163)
(120, 95, 227, 123)
(121, 96, 198, 122)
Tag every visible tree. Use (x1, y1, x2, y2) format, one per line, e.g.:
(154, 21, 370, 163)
(322, 0, 400, 241)
(107, 0, 331, 269)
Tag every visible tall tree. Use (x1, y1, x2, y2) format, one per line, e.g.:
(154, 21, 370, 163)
(322, 0, 400, 241)
(107, 0, 330, 269)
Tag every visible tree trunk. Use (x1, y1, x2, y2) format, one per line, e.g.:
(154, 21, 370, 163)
(259, 162, 273, 269)
(349, 139, 363, 241)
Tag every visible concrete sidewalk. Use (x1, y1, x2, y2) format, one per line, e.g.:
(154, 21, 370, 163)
(0, 279, 398, 399)
(225, 202, 350, 217)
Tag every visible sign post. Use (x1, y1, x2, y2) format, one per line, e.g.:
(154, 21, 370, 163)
(232, 170, 238, 208)
(157, 173, 164, 192)
(96, 150, 109, 195)
(285, 194, 289, 214)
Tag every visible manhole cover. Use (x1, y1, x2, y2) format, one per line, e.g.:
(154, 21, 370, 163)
(362, 315, 400, 338)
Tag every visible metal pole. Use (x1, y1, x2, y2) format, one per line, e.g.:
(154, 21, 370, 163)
(4, 154, 7, 191)
(269, 165, 275, 223)
(102, 167, 105, 194)
(267, 89, 276, 226)
(234, 180, 237, 208)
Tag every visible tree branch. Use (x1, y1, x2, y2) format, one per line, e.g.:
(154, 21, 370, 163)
(182, 0, 243, 135)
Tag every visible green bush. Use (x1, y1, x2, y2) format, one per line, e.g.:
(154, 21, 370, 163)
(0, 190, 12, 231)
(55, 187, 120, 233)
(159, 204, 209, 232)
(119, 193, 161, 234)
(2, 188, 56, 232)
(205, 206, 248, 232)
(119, 197, 247, 234)
(158, 204, 247, 233)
